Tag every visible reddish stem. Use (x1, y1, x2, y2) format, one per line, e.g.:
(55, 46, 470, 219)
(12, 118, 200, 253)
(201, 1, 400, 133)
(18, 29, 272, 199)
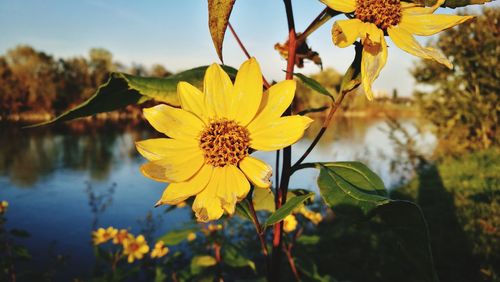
(271, 1, 296, 281)
(228, 22, 271, 89)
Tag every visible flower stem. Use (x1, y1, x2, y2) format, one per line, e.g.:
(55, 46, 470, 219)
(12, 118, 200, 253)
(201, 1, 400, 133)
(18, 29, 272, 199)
(228, 22, 271, 89)
(271, 1, 296, 281)
(296, 8, 339, 45)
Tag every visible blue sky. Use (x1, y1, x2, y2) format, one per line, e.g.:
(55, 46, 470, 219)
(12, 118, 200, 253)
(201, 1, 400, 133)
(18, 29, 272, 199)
(0, 0, 496, 96)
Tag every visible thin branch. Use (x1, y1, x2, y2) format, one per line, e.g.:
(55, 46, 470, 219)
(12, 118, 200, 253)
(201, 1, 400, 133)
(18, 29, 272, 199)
(228, 22, 271, 89)
(248, 200, 269, 258)
(292, 91, 348, 170)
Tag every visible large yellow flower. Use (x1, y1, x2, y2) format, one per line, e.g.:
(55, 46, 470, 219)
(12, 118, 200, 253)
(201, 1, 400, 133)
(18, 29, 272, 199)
(136, 58, 312, 222)
(320, 0, 473, 100)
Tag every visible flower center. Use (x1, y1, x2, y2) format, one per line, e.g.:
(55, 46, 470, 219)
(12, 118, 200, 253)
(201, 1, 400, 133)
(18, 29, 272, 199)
(129, 243, 139, 252)
(199, 119, 250, 167)
(355, 0, 402, 30)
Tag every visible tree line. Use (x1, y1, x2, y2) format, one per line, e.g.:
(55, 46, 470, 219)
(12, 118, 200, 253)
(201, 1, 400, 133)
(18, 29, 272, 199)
(0, 45, 172, 117)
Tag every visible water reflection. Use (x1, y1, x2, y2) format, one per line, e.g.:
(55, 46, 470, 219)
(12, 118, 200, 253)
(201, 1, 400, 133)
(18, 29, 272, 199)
(0, 117, 436, 279)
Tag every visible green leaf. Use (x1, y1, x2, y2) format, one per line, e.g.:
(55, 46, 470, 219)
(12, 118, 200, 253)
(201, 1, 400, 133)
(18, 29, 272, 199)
(316, 162, 389, 216)
(376, 200, 439, 282)
(190, 255, 217, 275)
(340, 43, 362, 94)
(155, 266, 167, 282)
(28, 65, 237, 127)
(208, 0, 236, 62)
(157, 227, 197, 246)
(293, 72, 334, 101)
(296, 234, 320, 245)
(265, 192, 315, 227)
(13, 245, 32, 260)
(442, 0, 492, 7)
(223, 245, 256, 272)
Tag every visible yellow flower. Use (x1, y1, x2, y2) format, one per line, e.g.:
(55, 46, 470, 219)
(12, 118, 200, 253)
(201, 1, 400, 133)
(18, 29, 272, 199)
(150, 241, 169, 259)
(112, 229, 132, 245)
(187, 232, 197, 242)
(122, 235, 150, 263)
(0, 201, 8, 214)
(284, 214, 298, 233)
(298, 207, 323, 225)
(92, 227, 118, 245)
(207, 223, 223, 232)
(136, 58, 313, 222)
(320, 0, 473, 100)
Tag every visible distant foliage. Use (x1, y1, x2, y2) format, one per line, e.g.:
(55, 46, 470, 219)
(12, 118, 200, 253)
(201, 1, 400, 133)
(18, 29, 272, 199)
(412, 7, 499, 152)
(0, 45, 172, 116)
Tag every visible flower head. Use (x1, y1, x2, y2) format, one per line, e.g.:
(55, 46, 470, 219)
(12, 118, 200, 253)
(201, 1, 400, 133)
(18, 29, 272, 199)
(283, 214, 298, 233)
(187, 232, 197, 242)
(92, 227, 118, 245)
(112, 229, 131, 245)
(321, 0, 473, 100)
(0, 201, 8, 214)
(136, 58, 313, 222)
(122, 235, 149, 263)
(151, 241, 169, 259)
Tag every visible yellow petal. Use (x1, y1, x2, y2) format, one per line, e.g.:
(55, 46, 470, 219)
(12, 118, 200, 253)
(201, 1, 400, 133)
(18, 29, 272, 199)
(204, 63, 233, 119)
(136, 138, 198, 161)
(249, 116, 313, 151)
(399, 14, 474, 36)
(360, 24, 387, 101)
(402, 0, 445, 15)
(140, 147, 204, 182)
(192, 169, 225, 222)
(143, 104, 204, 141)
(178, 81, 208, 123)
(216, 165, 250, 215)
(387, 25, 452, 69)
(248, 80, 295, 127)
(332, 19, 363, 48)
(320, 0, 356, 13)
(156, 165, 213, 206)
(239, 156, 272, 188)
(229, 58, 263, 126)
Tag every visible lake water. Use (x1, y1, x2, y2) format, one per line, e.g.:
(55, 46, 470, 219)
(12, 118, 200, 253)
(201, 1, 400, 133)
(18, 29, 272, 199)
(0, 117, 436, 279)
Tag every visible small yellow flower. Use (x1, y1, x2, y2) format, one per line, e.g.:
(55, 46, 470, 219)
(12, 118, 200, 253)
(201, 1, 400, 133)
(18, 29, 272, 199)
(112, 229, 131, 245)
(187, 232, 197, 242)
(320, 0, 473, 100)
(136, 58, 313, 222)
(207, 223, 223, 232)
(0, 201, 8, 214)
(92, 227, 118, 245)
(122, 235, 150, 263)
(150, 241, 169, 259)
(298, 207, 323, 225)
(283, 214, 298, 233)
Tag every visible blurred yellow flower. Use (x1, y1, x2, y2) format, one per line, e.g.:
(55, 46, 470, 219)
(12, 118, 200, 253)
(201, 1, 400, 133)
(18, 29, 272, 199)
(283, 214, 298, 233)
(123, 235, 149, 263)
(150, 241, 169, 259)
(187, 232, 197, 242)
(92, 227, 118, 245)
(298, 207, 323, 225)
(320, 0, 473, 100)
(136, 57, 313, 222)
(208, 223, 223, 232)
(0, 201, 8, 214)
(112, 229, 131, 245)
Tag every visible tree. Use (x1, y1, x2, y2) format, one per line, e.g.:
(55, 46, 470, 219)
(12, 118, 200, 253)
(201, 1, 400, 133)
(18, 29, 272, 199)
(412, 7, 499, 152)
